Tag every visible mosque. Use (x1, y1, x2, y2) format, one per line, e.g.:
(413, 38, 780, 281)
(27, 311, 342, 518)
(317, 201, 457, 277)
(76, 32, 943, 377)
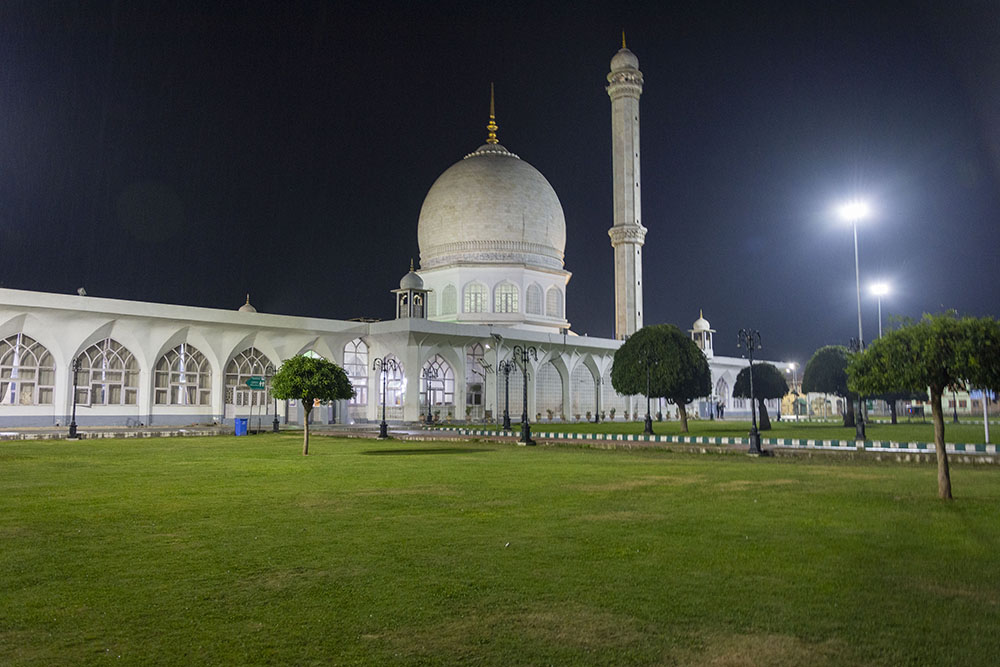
(0, 43, 786, 429)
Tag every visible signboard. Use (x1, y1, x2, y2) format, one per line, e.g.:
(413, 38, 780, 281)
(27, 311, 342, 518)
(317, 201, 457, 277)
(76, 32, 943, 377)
(245, 376, 266, 390)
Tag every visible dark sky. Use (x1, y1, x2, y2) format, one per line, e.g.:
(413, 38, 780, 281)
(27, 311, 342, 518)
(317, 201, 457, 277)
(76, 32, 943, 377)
(2, 1, 998, 365)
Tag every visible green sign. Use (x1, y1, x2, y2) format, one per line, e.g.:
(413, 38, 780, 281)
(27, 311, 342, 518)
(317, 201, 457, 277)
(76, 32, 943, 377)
(245, 376, 266, 390)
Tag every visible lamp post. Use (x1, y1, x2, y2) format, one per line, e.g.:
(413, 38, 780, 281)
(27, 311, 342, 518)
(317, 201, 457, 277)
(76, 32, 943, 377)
(372, 355, 399, 439)
(477, 357, 494, 424)
(736, 328, 762, 455)
(490, 333, 503, 424)
(594, 376, 602, 423)
(838, 200, 869, 349)
(871, 282, 890, 339)
(848, 337, 867, 440)
(497, 359, 515, 431)
(786, 362, 798, 418)
(68, 356, 81, 439)
(265, 363, 279, 432)
(421, 366, 439, 424)
(642, 348, 658, 435)
(952, 389, 959, 424)
(512, 345, 537, 445)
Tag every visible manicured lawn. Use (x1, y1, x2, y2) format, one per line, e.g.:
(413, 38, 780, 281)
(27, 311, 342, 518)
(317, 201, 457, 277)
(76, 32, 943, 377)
(468, 418, 996, 444)
(2, 435, 999, 665)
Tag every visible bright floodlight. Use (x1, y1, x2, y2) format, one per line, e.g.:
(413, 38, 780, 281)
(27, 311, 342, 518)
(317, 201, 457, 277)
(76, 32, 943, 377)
(838, 200, 870, 222)
(871, 282, 890, 297)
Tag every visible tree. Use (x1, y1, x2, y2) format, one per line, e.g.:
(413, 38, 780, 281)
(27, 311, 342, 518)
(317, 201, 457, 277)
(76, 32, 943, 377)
(611, 324, 711, 433)
(732, 362, 788, 431)
(848, 313, 1000, 499)
(271, 355, 355, 455)
(801, 345, 857, 428)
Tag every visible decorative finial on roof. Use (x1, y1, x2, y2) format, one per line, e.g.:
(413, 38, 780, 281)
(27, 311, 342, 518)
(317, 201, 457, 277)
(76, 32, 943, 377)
(622, 30, 627, 49)
(409, 258, 414, 272)
(246, 294, 251, 305)
(700, 308, 703, 318)
(486, 82, 499, 145)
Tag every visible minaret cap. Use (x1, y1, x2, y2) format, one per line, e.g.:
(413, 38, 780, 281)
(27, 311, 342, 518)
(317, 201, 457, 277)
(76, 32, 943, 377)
(238, 294, 257, 313)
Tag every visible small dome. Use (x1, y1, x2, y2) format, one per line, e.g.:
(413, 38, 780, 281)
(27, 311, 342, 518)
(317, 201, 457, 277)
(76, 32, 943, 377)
(400, 270, 424, 290)
(611, 47, 639, 71)
(238, 294, 257, 313)
(692, 310, 712, 331)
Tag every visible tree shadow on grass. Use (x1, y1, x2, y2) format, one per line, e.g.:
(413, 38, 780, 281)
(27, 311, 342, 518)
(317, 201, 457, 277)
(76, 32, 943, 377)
(362, 447, 494, 456)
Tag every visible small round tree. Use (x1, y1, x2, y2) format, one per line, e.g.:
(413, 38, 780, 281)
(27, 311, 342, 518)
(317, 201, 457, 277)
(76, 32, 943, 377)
(732, 362, 788, 430)
(611, 324, 711, 433)
(801, 345, 856, 427)
(271, 355, 354, 455)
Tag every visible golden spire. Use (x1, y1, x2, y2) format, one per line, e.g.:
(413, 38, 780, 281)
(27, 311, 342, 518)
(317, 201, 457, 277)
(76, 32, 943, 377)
(622, 30, 627, 49)
(486, 82, 499, 144)
(700, 308, 704, 318)
(245, 294, 251, 305)
(409, 258, 414, 272)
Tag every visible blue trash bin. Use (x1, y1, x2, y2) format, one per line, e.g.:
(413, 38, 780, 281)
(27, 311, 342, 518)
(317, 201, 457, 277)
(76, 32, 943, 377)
(234, 418, 248, 436)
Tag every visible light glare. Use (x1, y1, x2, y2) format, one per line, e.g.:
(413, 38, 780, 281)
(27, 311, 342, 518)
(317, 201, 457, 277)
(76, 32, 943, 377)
(838, 200, 870, 222)
(871, 282, 890, 296)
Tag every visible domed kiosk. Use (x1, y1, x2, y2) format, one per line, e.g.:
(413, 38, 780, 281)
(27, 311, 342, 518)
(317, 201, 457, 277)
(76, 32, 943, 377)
(415, 95, 571, 332)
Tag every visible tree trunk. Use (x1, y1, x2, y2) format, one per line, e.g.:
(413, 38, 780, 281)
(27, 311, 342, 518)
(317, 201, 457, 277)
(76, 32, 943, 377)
(889, 400, 897, 425)
(303, 405, 312, 456)
(757, 398, 771, 430)
(929, 386, 952, 500)
(678, 404, 689, 433)
(843, 399, 856, 427)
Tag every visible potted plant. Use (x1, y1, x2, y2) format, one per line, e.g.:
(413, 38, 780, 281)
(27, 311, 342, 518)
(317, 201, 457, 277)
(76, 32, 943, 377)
(546, 408, 554, 421)
(586, 411, 592, 421)
(609, 407, 616, 420)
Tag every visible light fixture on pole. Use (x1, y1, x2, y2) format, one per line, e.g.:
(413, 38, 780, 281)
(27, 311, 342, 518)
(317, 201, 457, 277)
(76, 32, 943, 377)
(372, 355, 399, 439)
(870, 282, 890, 339)
(512, 345, 537, 445)
(497, 359, 514, 431)
(421, 366, 439, 424)
(68, 356, 81, 440)
(736, 328, 763, 455)
(838, 200, 870, 349)
(265, 363, 279, 432)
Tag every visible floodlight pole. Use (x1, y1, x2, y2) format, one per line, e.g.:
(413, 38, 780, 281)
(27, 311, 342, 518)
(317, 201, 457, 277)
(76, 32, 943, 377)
(373, 356, 399, 439)
(848, 338, 867, 440)
(737, 329, 763, 455)
(512, 345, 537, 445)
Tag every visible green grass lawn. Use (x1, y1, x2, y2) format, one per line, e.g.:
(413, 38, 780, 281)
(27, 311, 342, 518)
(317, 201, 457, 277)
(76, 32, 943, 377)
(2, 435, 999, 665)
(468, 418, 995, 444)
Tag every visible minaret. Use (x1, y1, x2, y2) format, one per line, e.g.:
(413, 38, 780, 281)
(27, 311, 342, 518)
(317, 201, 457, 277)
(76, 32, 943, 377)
(607, 32, 646, 339)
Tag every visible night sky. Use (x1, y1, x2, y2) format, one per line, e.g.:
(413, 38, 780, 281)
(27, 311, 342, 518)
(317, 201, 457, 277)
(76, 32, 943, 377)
(2, 1, 998, 365)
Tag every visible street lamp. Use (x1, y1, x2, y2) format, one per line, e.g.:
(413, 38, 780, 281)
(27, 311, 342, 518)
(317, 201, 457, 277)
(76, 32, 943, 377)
(870, 282, 890, 339)
(785, 362, 798, 418)
(512, 345, 537, 445)
(642, 348, 658, 435)
(490, 333, 503, 424)
(265, 363, 279, 432)
(372, 355, 400, 439)
(68, 356, 81, 439)
(838, 200, 869, 349)
(736, 328, 763, 455)
(848, 337, 867, 440)
(421, 366, 439, 424)
(497, 359, 515, 431)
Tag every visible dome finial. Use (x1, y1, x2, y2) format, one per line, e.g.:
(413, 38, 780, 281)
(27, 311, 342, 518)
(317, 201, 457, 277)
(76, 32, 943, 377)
(700, 308, 703, 318)
(246, 293, 251, 305)
(622, 30, 627, 49)
(409, 257, 414, 272)
(486, 82, 499, 145)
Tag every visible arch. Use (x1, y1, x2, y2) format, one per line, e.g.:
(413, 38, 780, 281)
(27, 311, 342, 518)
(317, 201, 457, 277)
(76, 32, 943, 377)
(526, 284, 543, 315)
(536, 361, 563, 418)
(441, 284, 457, 315)
(0, 333, 55, 405)
(494, 282, 519, 313)
(154, 343, 211, 405)
(463, 282, 488, 313)
(570, 363, 596, 418)
(715, 378, 729, 407)
(420, 354, 455, 411)
(77, 338, 139, 406)
(546, 286, 563, 318)
(343, 338, 369, 407)
(601, 365, 628, 417)
(225, 347, 274, 408)
(465, 343, 486, 418)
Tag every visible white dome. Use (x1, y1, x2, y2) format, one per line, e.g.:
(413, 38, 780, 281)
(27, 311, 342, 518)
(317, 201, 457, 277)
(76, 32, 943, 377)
(692, 310, 712, 331)
(399, 269, 423, 290)
(611, 47, 639, 71)
(238, 295, 257, 313)
(417, 143, 566, 271)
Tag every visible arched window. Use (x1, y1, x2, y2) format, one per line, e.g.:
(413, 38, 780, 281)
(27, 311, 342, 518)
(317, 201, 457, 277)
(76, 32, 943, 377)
(225, 347, 273, 407)
(441, 285, 457, 315)
(546, 287, 563, 318)
(465, 344, 485, 414)
(377, 354, 405, 406)
(413, 293, 424, 318)
(154, 343, 211, 405)
(537, 361, 563, 418)
(571, 364, 596, 418)
(421, 354, 455, 409)
(397, 293, 409, 318)
(463, 283, 488, 313)
(0, 334, 54, 405)
(78, 338, 139, 405)
(343, 338, 368, 406)
(495, 283, 519, 313)
(526, 284, 543, 315)
(426, 291, 437, 317)
(715, 378, 729, 407)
